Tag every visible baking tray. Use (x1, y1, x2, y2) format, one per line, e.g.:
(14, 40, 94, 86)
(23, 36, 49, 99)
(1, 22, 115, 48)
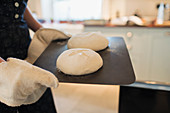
(34, 37, 135, 85)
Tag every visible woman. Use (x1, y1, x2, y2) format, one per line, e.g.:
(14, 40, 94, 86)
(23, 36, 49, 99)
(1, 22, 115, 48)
(0, 0, 57, 113)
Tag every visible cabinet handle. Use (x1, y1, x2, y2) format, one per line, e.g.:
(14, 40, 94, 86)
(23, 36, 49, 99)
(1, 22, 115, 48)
(127, 45, 132, 50)
(165, 32, 170, 36)
(126, 32, 133, 38)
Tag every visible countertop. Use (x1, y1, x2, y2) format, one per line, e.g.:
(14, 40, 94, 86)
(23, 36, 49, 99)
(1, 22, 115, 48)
(123, 80, 170, 91)
(84, 24, 170, 28)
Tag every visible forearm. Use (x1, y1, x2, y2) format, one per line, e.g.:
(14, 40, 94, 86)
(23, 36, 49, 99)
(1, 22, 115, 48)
(24, 7, 43, 32)
(0, 57, 5, 63)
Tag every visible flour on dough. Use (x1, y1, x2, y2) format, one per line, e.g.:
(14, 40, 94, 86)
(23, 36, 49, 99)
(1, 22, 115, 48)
(56, 48, 103, 75)
(67, 32, 109, 51)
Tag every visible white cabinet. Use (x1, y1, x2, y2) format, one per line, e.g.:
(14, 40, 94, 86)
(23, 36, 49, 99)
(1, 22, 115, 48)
(124, 29, 152, 81)
(84, 26, 170, 83)
(148, 29, 170, 83)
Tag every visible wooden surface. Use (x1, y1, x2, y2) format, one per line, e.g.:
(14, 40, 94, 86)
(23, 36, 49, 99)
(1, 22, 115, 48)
(34, 37, 135, 85)
(52, 84, 119, 113)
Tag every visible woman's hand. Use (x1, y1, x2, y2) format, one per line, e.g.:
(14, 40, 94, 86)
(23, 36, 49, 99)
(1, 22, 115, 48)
(0, 57, 5, 63)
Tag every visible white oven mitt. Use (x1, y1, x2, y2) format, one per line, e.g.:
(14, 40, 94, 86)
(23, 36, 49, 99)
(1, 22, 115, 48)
(0, 58, 58, 107)
(26, 28, 71, 64)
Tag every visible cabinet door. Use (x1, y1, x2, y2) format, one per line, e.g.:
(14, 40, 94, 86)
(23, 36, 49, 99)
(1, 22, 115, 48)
(149, 30, 170, 83)
(124, 29, 153, 81)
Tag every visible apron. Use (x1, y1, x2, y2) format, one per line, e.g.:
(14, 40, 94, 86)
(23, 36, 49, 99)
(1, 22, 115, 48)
(0, 0, 31, 60)
(0, 0, 57, 113)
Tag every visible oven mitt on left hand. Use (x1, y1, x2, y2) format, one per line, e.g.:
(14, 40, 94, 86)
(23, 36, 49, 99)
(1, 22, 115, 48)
(26, 28, 71, 64)
(0, 58, 58, 107)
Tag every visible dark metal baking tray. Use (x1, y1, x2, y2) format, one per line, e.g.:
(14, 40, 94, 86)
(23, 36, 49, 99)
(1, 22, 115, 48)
(34, 37, 135, 85)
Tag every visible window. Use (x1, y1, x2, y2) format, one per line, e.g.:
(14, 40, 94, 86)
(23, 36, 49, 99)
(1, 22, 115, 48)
(41, 0, 103, 21)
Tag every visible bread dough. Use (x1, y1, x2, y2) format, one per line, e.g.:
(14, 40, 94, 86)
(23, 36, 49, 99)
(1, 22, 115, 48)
(67, 32, 109, 51)
(56, 48, 103, 75)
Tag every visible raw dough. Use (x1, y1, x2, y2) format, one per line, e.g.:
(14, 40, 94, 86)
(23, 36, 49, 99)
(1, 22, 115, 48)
(67, 32, 109, 51)
(56, 48, 103, 75)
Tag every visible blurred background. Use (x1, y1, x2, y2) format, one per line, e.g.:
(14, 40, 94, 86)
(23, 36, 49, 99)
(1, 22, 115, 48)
(27, 1, 170, 113)
(28, 0, 170, 26)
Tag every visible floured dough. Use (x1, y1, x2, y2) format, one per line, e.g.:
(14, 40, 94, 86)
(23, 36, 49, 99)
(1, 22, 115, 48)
(56, 48, 103, 75)
(67, 32, 109, 51)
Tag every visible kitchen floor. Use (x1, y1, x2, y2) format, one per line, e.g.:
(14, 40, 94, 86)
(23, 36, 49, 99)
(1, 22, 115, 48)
(52, 83, 119, 113)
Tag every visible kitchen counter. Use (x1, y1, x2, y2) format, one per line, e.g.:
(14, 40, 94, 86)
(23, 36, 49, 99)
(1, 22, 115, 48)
(123, 80, 170, 91)
(84, 24, 170, 28)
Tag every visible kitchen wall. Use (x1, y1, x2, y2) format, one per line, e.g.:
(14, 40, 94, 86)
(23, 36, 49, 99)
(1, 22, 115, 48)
(27, 0, 42, 18)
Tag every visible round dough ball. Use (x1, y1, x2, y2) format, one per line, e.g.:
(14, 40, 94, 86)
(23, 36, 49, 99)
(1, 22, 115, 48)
(56, 48, 103, 75)
(67, 32, 109, 51)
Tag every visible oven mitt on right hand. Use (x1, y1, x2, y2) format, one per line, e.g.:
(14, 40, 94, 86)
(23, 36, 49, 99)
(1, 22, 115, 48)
(26, 28, 71, 64)
(0, 58, 58, 107)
